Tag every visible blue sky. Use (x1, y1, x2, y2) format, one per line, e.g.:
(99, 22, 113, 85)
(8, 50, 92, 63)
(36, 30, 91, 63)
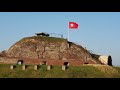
(0, 12, 120, 66)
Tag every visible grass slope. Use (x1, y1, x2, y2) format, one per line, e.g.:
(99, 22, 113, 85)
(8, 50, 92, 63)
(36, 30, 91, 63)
(0, 64, 120, 78)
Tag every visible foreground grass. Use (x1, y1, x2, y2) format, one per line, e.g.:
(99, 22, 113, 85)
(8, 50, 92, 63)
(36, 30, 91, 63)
(0, 64, 120, 78)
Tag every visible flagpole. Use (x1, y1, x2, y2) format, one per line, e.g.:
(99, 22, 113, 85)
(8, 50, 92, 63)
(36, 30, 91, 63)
(68, 27, 69, 41)
(68, 21, 78, 42)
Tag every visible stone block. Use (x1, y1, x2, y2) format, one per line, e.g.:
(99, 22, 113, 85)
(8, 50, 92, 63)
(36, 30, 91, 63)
(10, 65, 14, 70)
(62, 65, 66, 71)
(22, 65, 26, 70)
(34, 65, 38, 70)
(47, 65, 51, 70)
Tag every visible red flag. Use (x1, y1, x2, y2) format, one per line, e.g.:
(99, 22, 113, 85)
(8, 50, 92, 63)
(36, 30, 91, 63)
(69, 22, 78, 29)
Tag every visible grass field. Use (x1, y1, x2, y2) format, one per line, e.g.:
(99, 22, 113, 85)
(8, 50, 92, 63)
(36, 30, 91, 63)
(0, 64, 120, 78)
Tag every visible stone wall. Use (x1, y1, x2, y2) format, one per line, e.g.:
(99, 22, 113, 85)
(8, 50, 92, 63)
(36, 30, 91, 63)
(0, 57, 96, 66)
(0, 36, 104, 66)
(6, 36, 93, 62)
(0, 57, 18, 64)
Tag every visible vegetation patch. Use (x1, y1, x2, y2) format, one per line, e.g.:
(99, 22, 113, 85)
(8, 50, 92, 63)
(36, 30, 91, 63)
(0, 64, 120, 78)
(20, 36, 67, 43)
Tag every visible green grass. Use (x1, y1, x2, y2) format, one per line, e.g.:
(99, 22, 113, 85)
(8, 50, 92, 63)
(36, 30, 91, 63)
(113, 67, 120, 74)
(19, 36, 67, 43)
(0, 64, 120, 78)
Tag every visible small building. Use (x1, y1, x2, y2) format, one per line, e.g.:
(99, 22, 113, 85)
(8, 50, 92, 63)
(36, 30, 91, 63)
(35, 32, 49, 37)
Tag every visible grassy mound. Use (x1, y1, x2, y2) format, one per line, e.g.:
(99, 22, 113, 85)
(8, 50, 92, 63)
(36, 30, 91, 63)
(18, 36, 67, 43)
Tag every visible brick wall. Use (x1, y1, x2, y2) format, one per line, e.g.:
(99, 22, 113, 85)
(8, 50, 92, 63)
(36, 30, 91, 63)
(0, 57, 96, 66)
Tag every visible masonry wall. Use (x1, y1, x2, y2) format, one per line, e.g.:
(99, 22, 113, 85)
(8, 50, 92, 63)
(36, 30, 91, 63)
(0, 57, 96, 66)
(0, 57, 18, 64)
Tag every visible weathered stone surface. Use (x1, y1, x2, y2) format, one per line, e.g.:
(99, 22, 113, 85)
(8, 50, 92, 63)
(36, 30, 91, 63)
(47, 65, 51, 70)
(36, 45, 45, 52)
(34, 65, 38, 70)
(62, 65, 66, 70)
(0, 57, 18, 64)
(22, 65, 26, 70)
(43, 51, 60, 60)
(59, 42, 68, 52)
(4, 36, 99, 64)
(10, 65, 14, 70)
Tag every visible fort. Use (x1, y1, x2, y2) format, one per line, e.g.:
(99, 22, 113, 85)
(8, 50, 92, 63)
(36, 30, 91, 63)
(0, 32, 112, 66)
